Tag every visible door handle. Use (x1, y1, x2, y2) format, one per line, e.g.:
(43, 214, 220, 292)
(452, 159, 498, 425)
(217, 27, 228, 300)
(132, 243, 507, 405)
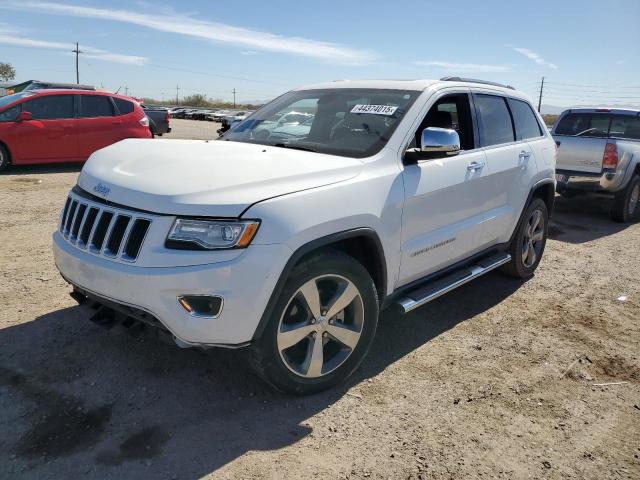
(519, 150, 531, 160)
(466, 161, 485, 171)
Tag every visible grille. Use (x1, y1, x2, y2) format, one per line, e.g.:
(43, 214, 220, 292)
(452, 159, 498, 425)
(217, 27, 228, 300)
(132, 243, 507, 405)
(60, 195, 151, 262)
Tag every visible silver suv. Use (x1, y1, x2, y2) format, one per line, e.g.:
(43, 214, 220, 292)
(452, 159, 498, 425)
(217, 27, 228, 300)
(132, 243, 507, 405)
(552, 108, 640, 222)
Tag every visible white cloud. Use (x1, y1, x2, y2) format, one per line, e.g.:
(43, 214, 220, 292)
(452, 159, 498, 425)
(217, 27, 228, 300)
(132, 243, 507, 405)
(0, 27, 147, 65)
(413, 61, 511, 73)
(511, 47, 557, 69)
(3, 1, 377, 64)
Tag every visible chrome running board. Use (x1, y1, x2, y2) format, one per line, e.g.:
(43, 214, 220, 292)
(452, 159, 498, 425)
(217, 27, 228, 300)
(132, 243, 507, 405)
(396, 252, 512, 313)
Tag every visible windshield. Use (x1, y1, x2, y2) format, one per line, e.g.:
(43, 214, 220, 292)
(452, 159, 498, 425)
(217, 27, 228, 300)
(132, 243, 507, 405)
(222, 88, 420, 158)
(0, 91, 34, 110)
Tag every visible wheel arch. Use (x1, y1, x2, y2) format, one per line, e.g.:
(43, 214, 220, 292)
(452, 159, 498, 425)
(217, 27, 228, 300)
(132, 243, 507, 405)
(252, 228, 387, 341)
(509, 179, 555, 246)
(0, 139, 12, 162)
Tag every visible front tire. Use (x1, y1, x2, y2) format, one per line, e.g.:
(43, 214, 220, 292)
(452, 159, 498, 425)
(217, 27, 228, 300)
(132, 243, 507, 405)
(250, 251, 379, 395)
(0, 144, 10, 172)
(501, 198, 549, 278)
(611, 175, 640, 223)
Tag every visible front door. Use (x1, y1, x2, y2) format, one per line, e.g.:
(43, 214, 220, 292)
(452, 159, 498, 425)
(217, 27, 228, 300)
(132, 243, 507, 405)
(398, 92, 493, 286)
(12, 94, 78, 163)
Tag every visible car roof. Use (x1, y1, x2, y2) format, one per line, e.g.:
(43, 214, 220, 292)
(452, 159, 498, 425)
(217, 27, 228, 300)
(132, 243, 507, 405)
(294, 78, 521, 96)
(24, 89, 136, 101)
(559, 107, 640, 115)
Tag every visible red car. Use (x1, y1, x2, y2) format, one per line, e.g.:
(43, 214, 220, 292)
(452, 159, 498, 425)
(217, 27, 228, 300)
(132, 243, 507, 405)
(0, 89, 152, 171)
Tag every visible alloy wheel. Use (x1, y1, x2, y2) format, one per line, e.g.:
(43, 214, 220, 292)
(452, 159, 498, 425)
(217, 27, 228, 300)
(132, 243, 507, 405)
(277, 274, 364, 378)
(521, 208, 545, 268)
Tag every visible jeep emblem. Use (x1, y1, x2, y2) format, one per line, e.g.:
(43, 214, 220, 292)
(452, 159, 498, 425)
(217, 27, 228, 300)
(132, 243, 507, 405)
(93, 183, 111, 197)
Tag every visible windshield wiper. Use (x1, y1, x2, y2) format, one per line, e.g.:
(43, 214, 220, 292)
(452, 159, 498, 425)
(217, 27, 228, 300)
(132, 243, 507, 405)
(273, 143, 317, 153)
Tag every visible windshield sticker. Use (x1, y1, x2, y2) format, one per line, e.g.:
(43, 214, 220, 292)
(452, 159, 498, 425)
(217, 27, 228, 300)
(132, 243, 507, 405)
(350, 104, 398, 116)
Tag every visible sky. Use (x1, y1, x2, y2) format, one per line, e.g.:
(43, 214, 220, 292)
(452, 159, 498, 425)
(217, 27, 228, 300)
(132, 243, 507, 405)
(0, 0, 639, 109)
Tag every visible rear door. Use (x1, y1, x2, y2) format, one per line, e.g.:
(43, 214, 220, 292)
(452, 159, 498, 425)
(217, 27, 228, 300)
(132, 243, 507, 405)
(552, 112, 610, 173)
(508, 97, 555, 172)
(77, 94, 121, 159)
(10, 94, 78, 163)
(472, 93, 531, 245)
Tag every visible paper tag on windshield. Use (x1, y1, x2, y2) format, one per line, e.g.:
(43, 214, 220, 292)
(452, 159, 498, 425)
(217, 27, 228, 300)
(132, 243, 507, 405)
(350, 104, 398, 116)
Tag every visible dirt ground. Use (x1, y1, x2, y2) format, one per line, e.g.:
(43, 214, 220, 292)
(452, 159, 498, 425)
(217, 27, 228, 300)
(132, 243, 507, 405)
(0, 127, 638, 479)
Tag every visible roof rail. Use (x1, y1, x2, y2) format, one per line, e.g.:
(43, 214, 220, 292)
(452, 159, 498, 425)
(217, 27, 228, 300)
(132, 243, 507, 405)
(440, 76, 515, 90)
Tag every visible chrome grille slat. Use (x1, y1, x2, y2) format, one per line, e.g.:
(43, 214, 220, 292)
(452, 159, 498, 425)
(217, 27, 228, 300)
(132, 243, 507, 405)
(70, 203, 87, 242)
(100, 213, 119, 255)
(115, 216, 136, 257)
(58, 193, 152, 264)
(64, 200, 78, 236)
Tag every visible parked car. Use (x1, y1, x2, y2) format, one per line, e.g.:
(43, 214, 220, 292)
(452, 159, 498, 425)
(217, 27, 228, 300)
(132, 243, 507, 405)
(53, 78, 555, 394)
(171, 108, 196, 119)
(552, 108, 640, 222)
(217, 111, 253, 134)
(142, 106, 171, 136)
(0, 89, 152, 171)
(252, 111, 314, 140)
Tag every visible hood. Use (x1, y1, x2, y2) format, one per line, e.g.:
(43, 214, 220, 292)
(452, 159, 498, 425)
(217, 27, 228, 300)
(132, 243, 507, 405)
(78, 139, 363, 217)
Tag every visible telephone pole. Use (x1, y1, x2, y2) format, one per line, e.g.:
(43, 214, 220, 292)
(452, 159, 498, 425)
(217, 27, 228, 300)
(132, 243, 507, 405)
(72, 42, 82, 84)
(176, 84, 180, 105)
(232, 88, 237, 108)
(124, 85, 129, 96)
(537, 76, 545, 113)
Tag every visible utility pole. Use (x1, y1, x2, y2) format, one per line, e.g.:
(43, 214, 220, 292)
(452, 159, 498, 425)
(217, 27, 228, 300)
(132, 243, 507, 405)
(232, 88, 237, 108)
(537, 76, 545, 113)
(176, 84, 180, 105)
(72, 42, 82, 84)
(124, 85, 129, 96)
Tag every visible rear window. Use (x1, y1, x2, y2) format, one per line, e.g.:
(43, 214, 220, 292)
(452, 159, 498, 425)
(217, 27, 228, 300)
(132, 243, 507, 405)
(475, 94, 515, 147)
(80, 95, 114, 118)
(555, 113, 611, 137)
(509, 99, 542, 140)
(609, 115, 640, 140)
(114, 98, 134, 115)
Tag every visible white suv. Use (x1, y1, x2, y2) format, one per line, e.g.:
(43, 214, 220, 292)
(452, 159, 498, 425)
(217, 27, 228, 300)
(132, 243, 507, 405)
(53, 78, 556, 394)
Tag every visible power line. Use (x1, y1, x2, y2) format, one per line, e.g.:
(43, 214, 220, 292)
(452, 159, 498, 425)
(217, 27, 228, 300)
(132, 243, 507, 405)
(544, 81, 640, 89)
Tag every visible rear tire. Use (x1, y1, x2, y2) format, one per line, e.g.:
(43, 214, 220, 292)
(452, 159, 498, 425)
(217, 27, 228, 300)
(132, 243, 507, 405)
(610, 175, 640, 223)
(250, 250, 379, 395)
(0, 144, 10, 172)
(501, 198, 549, 279)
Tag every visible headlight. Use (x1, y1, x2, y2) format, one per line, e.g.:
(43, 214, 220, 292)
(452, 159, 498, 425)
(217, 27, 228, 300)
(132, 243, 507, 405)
(166, 219, 260, 250)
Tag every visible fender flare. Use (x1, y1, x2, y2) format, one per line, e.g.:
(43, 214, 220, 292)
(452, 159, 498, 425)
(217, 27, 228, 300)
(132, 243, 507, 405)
(509, 178, 555, 245)
(251, 227, 387, 341)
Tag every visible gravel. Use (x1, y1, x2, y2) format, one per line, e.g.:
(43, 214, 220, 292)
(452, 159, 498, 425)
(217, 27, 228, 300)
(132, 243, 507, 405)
(0, 129, 638, 478)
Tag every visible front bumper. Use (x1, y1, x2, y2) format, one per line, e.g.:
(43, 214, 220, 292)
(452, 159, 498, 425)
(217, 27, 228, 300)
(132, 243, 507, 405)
(53, 231, 292, 346)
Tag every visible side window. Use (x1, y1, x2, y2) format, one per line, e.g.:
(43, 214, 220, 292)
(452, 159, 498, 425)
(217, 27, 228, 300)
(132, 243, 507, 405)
(24, 95, 74, 120)
(80, 95, 114, 118)
(555, 113, 611, 137)
(474, 94, 515, 147)
(412, 93, 475, 151)
(0, 104, 21, 122)
(509, 99, 543, 140)
(114, 98, 134, 115)
(609, 115, 640, 140)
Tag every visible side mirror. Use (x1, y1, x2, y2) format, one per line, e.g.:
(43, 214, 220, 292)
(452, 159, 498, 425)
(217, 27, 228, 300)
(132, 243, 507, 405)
(17, 111, 33, 122)
(420, 127, 460, 155)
